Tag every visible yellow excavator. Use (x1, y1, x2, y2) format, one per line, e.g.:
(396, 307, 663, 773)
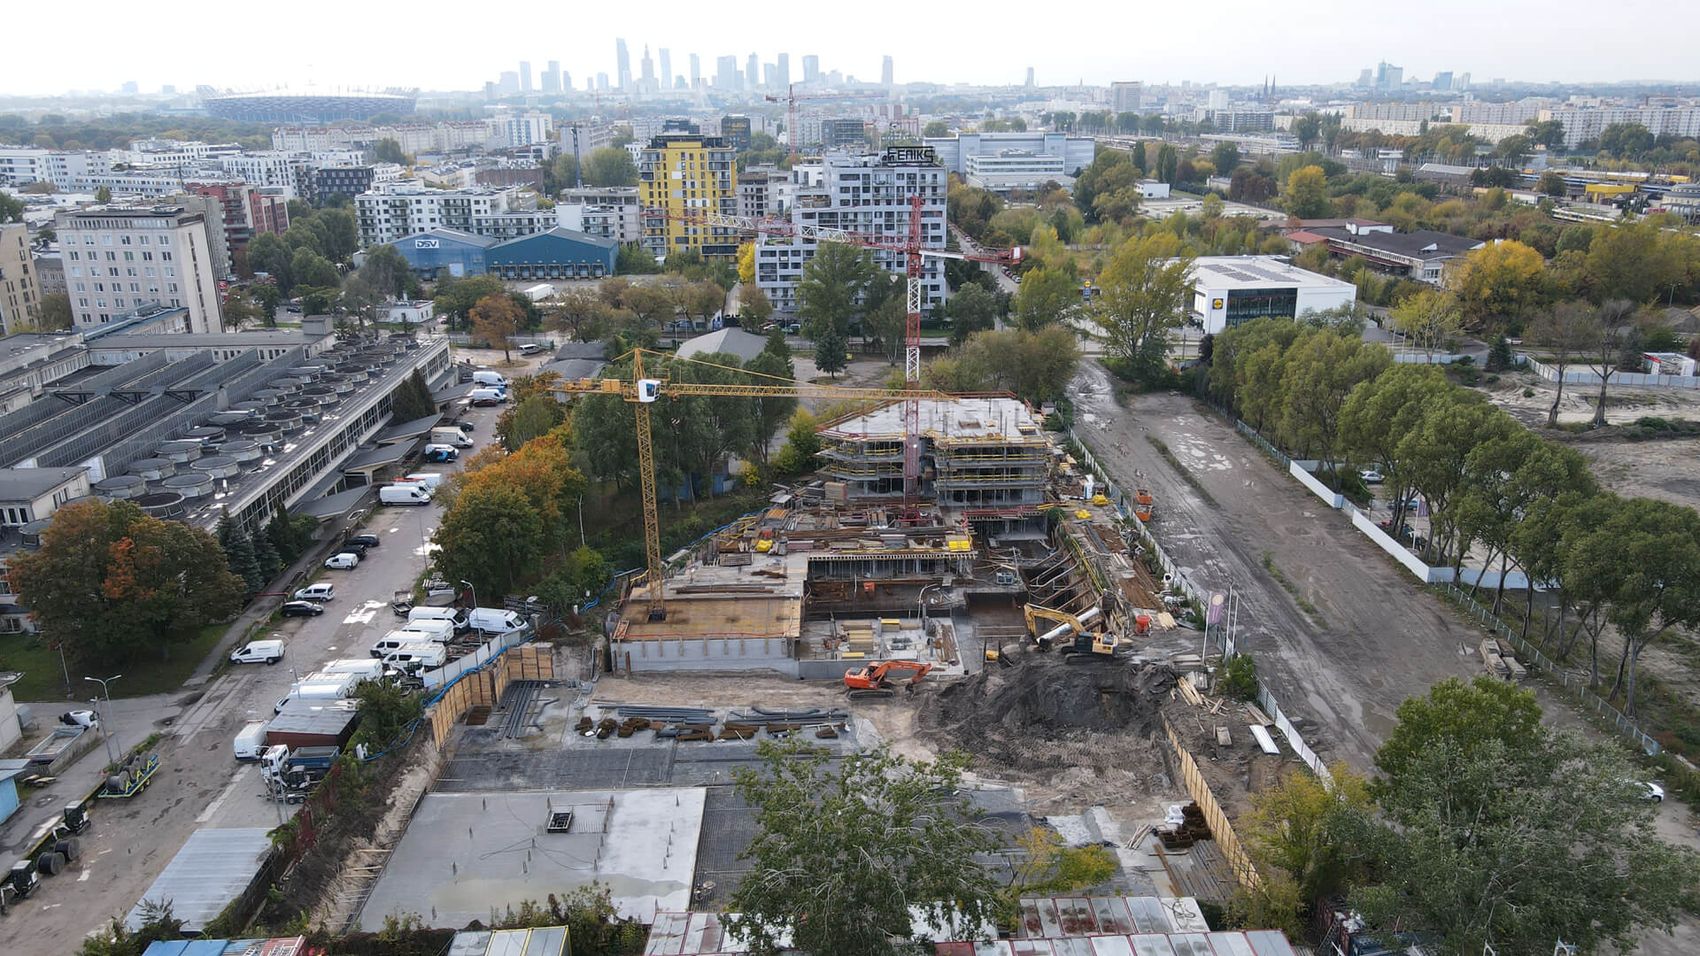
(1022, 604, 1118, 657)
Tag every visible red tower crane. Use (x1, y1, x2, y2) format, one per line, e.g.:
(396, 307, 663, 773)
(656, 194, 1021, 503)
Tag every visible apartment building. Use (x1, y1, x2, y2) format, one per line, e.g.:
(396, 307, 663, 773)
(0, 224, 40, 335)
(501, 112, 554, 148)
(638, 133, 738, 260)
(218, 152, 312, 199)
(185, 181, 290, 269)
(925, 132, 1095, 183)
(53, 203, 223, 332)
(315, 165, 377, 202)
(556, 186, 641, 243)
(355, 183, 541, 246)
(0, 148, 111, 188)
(1540, 105, 1700, 149)
(754, 148, 948, 313)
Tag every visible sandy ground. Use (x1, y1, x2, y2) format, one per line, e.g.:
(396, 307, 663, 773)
(1485, 369, 1700, 428)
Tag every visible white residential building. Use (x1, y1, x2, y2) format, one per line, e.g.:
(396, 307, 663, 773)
(924, 132, 1095, 189)
(755, 149, 948, 313)
(500, 112, 554, 148)
(1540, 105, 1700, 149)
(0, 148, 112, 188)
(354, 182, 532, 246)
(217, 152, 312, 199)
(54, 203, 224, 333)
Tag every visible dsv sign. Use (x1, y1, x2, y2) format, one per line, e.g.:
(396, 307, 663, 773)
(415, 239, 440, 249)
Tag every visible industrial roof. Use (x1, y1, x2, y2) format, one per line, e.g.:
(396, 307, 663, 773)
(394, 227, 500, 249)
(375, 412, 445, 444)
(341, 443, 412, 472)
(0, 466, 86, 502)
(267, 697, 360, 732)
(541, 357, 607, 381)
(143, 938, 307, 956)
(488, 227, 620, 255)
(554, 341, 610, 361)
(127, 828, 273, 933)
(1307, 226, 1482, 261)
(1187, 256, 1358, 292)
(676, 328, 771, 365)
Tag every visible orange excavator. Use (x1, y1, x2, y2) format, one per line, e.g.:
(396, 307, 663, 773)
(843, 660, 935, 699)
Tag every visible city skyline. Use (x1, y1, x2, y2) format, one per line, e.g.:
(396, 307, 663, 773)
(9, 0, 1700, 97)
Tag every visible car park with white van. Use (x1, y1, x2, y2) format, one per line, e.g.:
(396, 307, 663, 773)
(230, 639, 285, 665)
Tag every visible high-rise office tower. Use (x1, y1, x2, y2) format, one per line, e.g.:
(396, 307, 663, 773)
(717, 55, 741, 90)
(1025, 67, 1035, 87)
(562, 71, 573, 93)
(660, 49, 673, 93)
(641, 46, 657, 92)
(499, 71, 520, 95)
(543, 60, 561, 93)
(597, 73, 610, 91)
(690, 53, 702, 89)
(616, 38, 633, 91)
(776, 53, 790, 90)
(802, 55, 820, 84)
(519, 60, 533, 92)
(747, 53, 760, 90)
(881, 55, 894, 87)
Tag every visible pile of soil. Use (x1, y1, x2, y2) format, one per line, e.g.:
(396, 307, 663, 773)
(921, 656, 1181, 811)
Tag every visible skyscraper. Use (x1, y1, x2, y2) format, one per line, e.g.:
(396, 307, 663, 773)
(881, 55, 894, 87)
(641, 46, 657, 93)
(543, 60, 561, 94)
(616, 38, 633, 91)
(1025, 67, 1035, 87)
(519, 61, 533, 93)
(802, 55, 820, 84)
(1111, 81, 1142, 113)
(776, 53, 790, 90)
(747, 53, 760, 90)
(690, 53, 702, 89)
(660, 49, 673, 93)
(717, 55, 741, 91)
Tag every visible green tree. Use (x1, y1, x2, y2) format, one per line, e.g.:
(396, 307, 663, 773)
(1005, 826, 1116, 898)
(1388, 288, 1462, 360)
(616, 242, 661, 274)
(1012, 266, 1078, 332)
(9, 500, 244, 667)
(1397, 399, 1517, 565)
(289, 247, 340, 291)
(923, 120, 949, 137)
(1275, 331, 1391, 472)
(94, 185, 112, 203)
(1583, 221, 1690, 304)
(772, 409, 823, 476)
(498, 393, 567, 452)
(740, 284, 774, 326)
(250, 525, 282, 582)
(1088, 235, 1194, 385)
(432, 274, 506, 330)
(349, 678, 423, 750)
(726, 741, 1002, 956)
(582, 147, 638, 186)
(357, 243, 414, 300)
(744, 349, 796, 464)
(486, 886, 647, 955)
(1291, 114, 1321, 151)
(372, 137, 406, 164)
(78, 901, 184, 956)
(946, 282, 999, 345)
(34, 291, 73, 331)
(1338, 365, 1454, 538)
(1598, 122, 1654, 158)
(1581, 299, 1637, 427)
(390, 368, 437, 422)
(434, 482, 548, 602)
(1210, 142, 1241, 176)
(247, 232, 293, 290)
(1526, 300, 1597, 427)
(1282, 165, 1331, 218)
(1358, 678, 1700, 954)
(960, 326, 1080, 405)
(797, 242, 878, 339)
(0, 190, 23, 224)
(218, 515, 263, 593)
(813, 323, 848, 378)
(1525, 118, 1567, 149)
(1242, 765, 1373, 903)
(1595, 497, 1700, 714)
(1536, 170, 1567, 197)
(470, 292, 524, 362)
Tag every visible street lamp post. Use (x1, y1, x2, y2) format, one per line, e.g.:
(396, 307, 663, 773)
(84, 673, 121, 767)
(461, 579, 478, 610)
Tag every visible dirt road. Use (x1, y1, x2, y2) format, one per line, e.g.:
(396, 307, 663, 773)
(1071, 365, 1481, 769)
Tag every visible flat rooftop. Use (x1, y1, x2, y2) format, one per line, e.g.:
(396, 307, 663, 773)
(820, 397, 1041, 443)
(1187, 255, 1358, 292)
(359, 788, 706, 929)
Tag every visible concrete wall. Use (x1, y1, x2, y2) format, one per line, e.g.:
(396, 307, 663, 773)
(614, 636, 797, 676)
(1525, 356, 1700, 390)
(1288, 461, 1345, 509)
(1350, 508, 1453, 583)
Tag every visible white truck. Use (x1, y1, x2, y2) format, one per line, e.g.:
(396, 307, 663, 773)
(394, 619, 454, 643)
(430, 427, 474, 449)
(317, 658, 385, 681)
(274, 672, 360, 713)
(407, 605, 466, 630)
(233, 721, 268, 760)
(382, 643, 446, 674)
(466, 607, 525, 634)
(402, 472, 445, 494)
(379, 483, 432, 506)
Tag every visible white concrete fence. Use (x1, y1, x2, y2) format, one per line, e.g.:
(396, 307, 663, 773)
(1523, 355, 1700, 390)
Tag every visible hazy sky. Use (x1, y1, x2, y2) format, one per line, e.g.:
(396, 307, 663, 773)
(11, 0, 1699, 97)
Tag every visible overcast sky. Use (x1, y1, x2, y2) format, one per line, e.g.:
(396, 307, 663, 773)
(11, 0, 1699, 97)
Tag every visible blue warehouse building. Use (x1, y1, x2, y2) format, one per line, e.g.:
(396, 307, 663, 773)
(487, 228, 618, 280)
(390, 229, 498, 279)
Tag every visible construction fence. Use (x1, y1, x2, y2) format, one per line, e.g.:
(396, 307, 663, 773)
(426, 643, 555, 748)
(1256, 685, 1334, 787)
(1524, 356, 1700, 390)
(1160, 715, 1261, 891)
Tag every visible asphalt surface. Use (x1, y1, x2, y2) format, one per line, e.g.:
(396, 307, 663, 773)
(0, 352, 531, 949)
(1071, 363, 1482, 768)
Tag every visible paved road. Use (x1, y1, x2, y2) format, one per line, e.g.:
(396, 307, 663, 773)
(1071, 364, 1481, 768)
(0, 353, 533, 947)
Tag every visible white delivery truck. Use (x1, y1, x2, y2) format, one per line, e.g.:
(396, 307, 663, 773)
(466, 607, 525, 634)
(233, 721, 268, 760)
(396, 619, 454, 643)
(403, 472, 445, 494)
(380, 483, 432, 506)
(431, 427, 474, 449)
(382, 642, 447, 673)
(372, 630, 449, 657)
(408, 605, 467, 630)
(317, 658, 385, 681)
(468, 387, 506, 407)
(472, 370, 508, 389)
(275, 672, 360, 713)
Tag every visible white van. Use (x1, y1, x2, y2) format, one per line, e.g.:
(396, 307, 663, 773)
(317, 658, 385, 681)
(382, 644, 447, 672)
(380, 483, 432, 506)
(230, 639, 285, 665)
(292, 582, 335, 602)
(233, 721, 268, 760)
(396, 619, 454, 643)
(371, 634, 444, 658)
(403, 472, 445, 494)
(275, 673, 360, 713)
(472, 370, 508, 389)
(468, 387, 506, 407)
(431, 427, 474, 449)
(466, 607, 524, 634)
(407, 605, 466, 629)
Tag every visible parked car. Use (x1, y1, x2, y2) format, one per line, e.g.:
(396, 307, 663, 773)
(293, 582, 335, 602)
(519, 342, 550, 355)
(346, 533, 381, 549)
(1642, 781, 1665, 802)
(280, 600, 326, 618)
(1359, 469, 1384, 484)
(323, 552, 360, 570)
(230, 639, 285, 665)
(59, 709, 99, 728)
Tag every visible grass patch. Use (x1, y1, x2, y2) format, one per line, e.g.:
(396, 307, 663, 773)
(1145, 435, 1218, 506)
(1262, 550, 1324, 624)
(0, 621, 228, 702)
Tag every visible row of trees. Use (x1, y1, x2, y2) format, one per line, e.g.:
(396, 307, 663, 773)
(1241, 677, 1699, 950)
(1210, 317, 1700, 715)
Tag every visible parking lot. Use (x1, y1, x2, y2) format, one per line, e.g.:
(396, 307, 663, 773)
(0, 350, 541, 945)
